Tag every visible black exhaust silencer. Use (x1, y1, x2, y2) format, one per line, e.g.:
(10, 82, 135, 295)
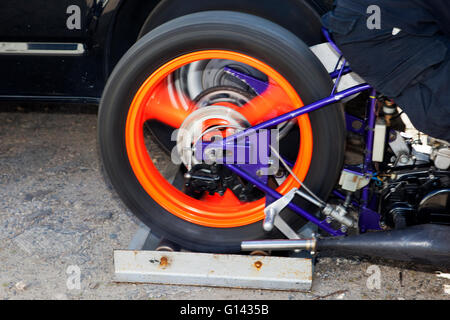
(318, 224, 450, 268)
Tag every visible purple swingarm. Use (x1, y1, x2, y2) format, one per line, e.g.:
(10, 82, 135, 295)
(196, 29, 382, 238)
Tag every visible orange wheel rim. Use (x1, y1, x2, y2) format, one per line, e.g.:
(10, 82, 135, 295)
(125, 50, 313, 228)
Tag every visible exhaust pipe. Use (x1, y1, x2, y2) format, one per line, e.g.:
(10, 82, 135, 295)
(242, 224, 450, 268)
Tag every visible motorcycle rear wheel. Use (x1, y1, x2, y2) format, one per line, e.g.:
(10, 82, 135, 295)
(98, 11, 345, 252)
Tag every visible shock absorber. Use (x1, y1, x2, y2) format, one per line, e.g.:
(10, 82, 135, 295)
(383, 98, 405, 131)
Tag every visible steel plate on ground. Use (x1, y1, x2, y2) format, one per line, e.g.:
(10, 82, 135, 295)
(114, 250, 312, 291)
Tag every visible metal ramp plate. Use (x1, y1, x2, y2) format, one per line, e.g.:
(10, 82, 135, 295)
(114, 250, 312, 291)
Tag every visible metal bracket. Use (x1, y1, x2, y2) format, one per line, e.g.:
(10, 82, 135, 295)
(264, 188, 322, 241)
(264, 188, 297, 232)
(264, 185, 358, 237)
(264, 187, 327, 230)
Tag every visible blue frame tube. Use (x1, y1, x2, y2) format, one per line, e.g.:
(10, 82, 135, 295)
(217, 83, 372, 148)
(216, 28, 381, 235)
(218, 84, 374, 236)
(193, 50, 378, 235)
(225, 163, 344, 236)
(330, 66, 352, 79)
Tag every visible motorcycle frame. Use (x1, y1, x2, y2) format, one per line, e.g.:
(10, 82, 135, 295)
(198, 29, 382, 237)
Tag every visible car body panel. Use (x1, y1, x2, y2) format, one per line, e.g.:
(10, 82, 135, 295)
(0, 0, 326, 103)
(0, 0, 119, 101)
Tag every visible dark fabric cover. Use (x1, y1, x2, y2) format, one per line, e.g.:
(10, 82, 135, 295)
(322, 0, 450, 141)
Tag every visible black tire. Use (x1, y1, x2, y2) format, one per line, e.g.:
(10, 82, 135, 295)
(137, 0, 324, 46)
(98, 11, 345, 253)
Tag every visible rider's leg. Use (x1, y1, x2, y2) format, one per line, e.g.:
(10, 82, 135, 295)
(322, 1, 450, 141)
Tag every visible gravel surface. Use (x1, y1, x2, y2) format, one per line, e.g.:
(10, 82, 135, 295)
(0, 109, 449, 300)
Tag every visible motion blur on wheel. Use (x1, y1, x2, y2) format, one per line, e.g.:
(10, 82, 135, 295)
(98, 11, 345, 252)
(98, 1, 450, 266)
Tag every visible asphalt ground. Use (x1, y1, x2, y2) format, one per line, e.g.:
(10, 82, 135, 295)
(0, 104, 449, 300)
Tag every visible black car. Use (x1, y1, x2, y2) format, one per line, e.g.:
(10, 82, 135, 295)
(1, 0, 342, 253)
(0, 0, 330, 103)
